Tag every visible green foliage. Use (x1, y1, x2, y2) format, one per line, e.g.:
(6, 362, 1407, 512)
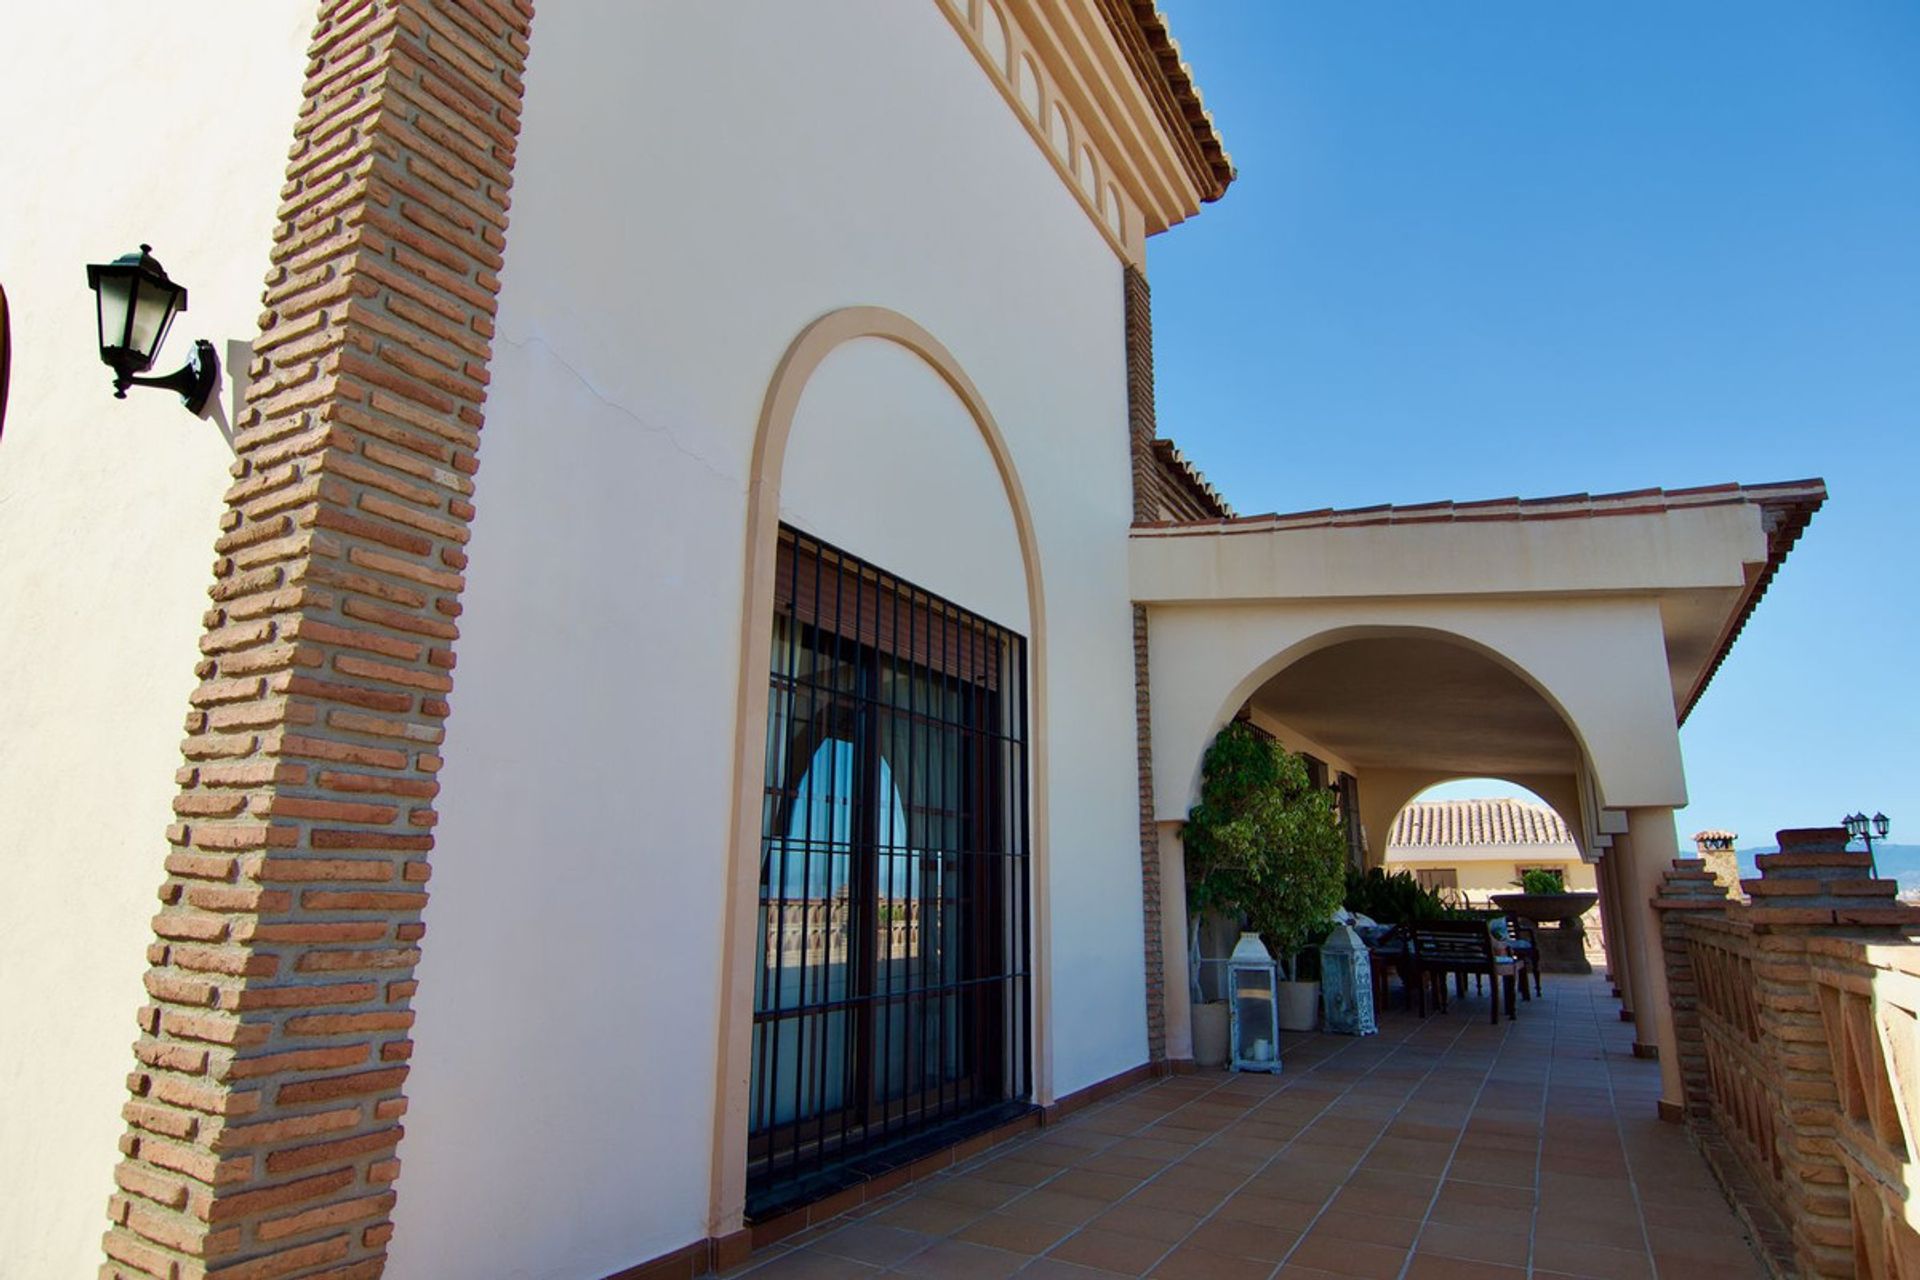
(1183, 721, 1348, 978)
(1343, 866, 1450, 924)
(1514, 868, 1567, 894)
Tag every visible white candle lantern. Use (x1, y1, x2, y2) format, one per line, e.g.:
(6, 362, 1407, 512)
(1227, 931, 1282, 1073)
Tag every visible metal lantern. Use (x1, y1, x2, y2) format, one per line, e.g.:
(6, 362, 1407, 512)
(1227, 931, 1281, 1073)
(84, 244, 219, 414)
(1319, 923, 1377, 1036)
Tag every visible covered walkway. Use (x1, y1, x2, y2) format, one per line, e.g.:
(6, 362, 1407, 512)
(720, 975, 1766, 1279)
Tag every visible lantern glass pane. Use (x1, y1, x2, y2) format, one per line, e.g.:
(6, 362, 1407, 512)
(129, 277, 178, 364)
(97, 273, 135, 357)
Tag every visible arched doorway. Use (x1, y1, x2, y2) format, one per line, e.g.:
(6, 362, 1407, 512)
(713, 308, 1051, 1230)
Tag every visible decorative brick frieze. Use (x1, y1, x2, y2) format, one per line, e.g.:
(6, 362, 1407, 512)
(101, 3, 532, 1277)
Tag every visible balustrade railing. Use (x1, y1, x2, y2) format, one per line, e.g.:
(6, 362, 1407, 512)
(1652, 828, 1920, 1279)
(1809, 940, 1920, 1278)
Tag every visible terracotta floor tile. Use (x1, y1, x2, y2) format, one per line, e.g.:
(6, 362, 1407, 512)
(1327, 1182, 1432, 1221)
(1530, 1236, 1656, 1280)
(1211, 1191, 1324, 1231)
(1003, 1190, 1112, 1228)
(1286, 1232, 1411, 1278)
(953, 1212, 1081, 1256)
(871, 1195, 985, 1236)
(923, 1177, 1033, 1211)
(1642, 1224, 1768, 1268)
(1414, 1219, 1531, 1268)
(1011, 1258, 1131, 1279)
(974, 1158, 1067, 1188)
(1085, 1204, 1200, 1244)
(1401, 1252, 1528, 1280)
(1184, 1216, 1298, 1262)
(741, 1249, 885, 1278)
(809, 1221, 938, 1267)
(1043, 1227, 1163, 1277)
(1122, 1182, 1228, 1216)
(1146, 1244, 1276, 1280)
(715, 977, 1771, 1280)
(1301, 1208, 1421, 1249)
(893, 1239, 1032, 1280)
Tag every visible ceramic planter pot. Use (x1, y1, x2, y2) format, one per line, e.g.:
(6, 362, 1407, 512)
(1192, 1001, 1230, 1067)
(1276, 980, 1320, 1032)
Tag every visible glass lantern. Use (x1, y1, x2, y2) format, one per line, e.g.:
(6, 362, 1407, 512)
(1227, 931, 1281, 1073)
(1320, 923, 1377, 1036)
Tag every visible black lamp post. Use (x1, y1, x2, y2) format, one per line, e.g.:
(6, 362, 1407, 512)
(1843, 811, 1891, 878)
(84, 245, 218, 415)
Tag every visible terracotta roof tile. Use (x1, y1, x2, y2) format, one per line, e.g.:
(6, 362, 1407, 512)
(1150, 438, 1233, 518)
(1389, 799, 1576, 851)
(1130, 481, 1824, 537)
(1099, 1, 1236, 201)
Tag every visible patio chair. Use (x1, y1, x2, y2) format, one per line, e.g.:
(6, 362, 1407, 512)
(1502, 913, 1543, 999)
(1408, 920, 1518, 1024)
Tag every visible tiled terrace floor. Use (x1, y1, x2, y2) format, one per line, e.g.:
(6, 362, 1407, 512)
(723, 974, 1767, 1280)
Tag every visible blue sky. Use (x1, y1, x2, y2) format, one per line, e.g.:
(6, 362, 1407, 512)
(1149, 1, 1918, 849)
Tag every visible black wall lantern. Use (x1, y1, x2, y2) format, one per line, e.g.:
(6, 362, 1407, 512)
(85, 245, 218, 415)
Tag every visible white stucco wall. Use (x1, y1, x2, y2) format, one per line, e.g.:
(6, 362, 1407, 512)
(0, 6, 312, 1275)
(392, 4, 1142, 1276)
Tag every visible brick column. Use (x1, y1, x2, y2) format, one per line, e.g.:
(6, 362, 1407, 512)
(1648, 859, 1732, 1122)
(101, 4, 531, 1279)
(1123, 264, 1166, 1063)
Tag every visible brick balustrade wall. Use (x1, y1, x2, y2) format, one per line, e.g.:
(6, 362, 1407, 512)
(1123, 265, 1166, 1063)
(1657, 827, 1920, 1280)
(100, 3, 533, 1277)
(1806, 936, 1920, 1279)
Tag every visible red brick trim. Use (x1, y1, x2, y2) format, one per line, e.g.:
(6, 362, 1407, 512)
(1123, 266, 1167, 1064)
(101, 4, 532, 1277)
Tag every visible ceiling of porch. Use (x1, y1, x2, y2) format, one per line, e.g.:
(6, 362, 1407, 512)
(1247, 636, 1583, 775)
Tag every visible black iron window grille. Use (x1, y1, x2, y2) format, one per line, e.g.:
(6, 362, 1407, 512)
(747, 527, 1032, 1218)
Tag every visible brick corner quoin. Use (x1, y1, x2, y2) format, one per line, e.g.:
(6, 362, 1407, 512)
(102, 3, 534, 1278)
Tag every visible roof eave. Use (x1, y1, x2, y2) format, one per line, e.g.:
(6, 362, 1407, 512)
(1678, 482, 1827, 725)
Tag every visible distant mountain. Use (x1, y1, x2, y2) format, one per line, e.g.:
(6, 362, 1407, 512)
(1737, 844, 1920, 892)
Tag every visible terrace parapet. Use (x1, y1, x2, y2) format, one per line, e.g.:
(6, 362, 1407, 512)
(1656, 827, 1920, 1279)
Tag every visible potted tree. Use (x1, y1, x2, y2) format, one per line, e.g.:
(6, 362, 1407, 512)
(1240, 748, 1347, 1030)
(1181, 721, 1267, 1066)
(1184, 723, 1348, 1042)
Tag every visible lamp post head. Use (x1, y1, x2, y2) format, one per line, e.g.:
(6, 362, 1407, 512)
(83, 244, 217, 415)
(86, 245, 186, 392)
(1874, 813, 1891, 841)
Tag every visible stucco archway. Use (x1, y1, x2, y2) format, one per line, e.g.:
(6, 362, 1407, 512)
(709, 307, 1052, 1236)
